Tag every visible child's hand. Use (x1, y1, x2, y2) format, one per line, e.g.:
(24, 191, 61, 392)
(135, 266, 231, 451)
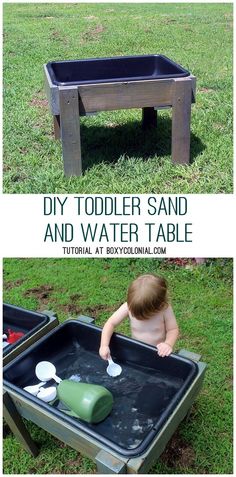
(99, 345, 111, 360)
(157, 342, 172, 357)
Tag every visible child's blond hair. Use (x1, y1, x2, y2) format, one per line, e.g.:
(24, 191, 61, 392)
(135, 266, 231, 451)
(127, 274, 168, 320)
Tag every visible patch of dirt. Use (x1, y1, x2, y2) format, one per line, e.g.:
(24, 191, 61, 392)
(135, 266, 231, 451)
(47, 461, 96, 475)
(11, 173, 27, 182)
(165, 258, 204, 267)
(28, 467, 40, 474)
(162, 17, 177, 24)
(213, 123, 225, 131)
(183, 403, 198, 421)
(59, 303, 83, 315)
(103, 263, 111, 270)
(69, 293, 85, 301)
(28, 460, 51, 474)
(50, 30, 65, 42)
(84, 15, 98, 20)
(3, 164, 11, 172)
(51, 30, 60, 38)
(183, 25, 193, 31)
(4, 279, 24, 290)
(30, 98, 48, 108)
(160, 431, 195, 469)
(33, 122, 45, 129)
(85, 303, 116, 316)
(56, 439, 69, 449)
(65, 456, 82, 468)
(59, 302, 117, 318)
(188, 173, 202, 184)
(226, 376, 233, 390)
(199, 87, 215, 94)
(29, 90, 48, 109)
(83, 24, 105, 41)
(19, 147, 28, 155)
(90, 25, 105, 35)
(24, 285, 54, 305)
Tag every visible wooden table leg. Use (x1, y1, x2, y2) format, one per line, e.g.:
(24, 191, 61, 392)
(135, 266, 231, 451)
(3, 392, 39, 457)
(59, 86, 82, 176)
(142, 107, 157, 130)
(53, 115, 61, 140)
(3, 419, 11, 438)
(172, 79, 192, 164)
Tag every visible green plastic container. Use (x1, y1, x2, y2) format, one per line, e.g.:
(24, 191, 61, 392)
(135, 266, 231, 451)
(57, 380, 113, 423)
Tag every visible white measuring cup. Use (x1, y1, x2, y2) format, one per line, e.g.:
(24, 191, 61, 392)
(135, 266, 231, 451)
(106, 357, 122, 377)
(24, 381, 46, 396)
(35, 361, 62, 384)
(37, 386, 57, 402)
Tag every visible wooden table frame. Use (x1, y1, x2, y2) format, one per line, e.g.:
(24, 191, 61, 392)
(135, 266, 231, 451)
(3, 316, 206, 474)
(44, 65, 196, 176)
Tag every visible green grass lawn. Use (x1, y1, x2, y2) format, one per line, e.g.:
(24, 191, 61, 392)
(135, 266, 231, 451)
(3, 3, 233, 194)
(3, 258, 233, 474)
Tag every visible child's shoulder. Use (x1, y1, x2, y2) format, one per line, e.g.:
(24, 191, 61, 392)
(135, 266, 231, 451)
(163, 303, 173, 316)
(117, 302, 129, 315)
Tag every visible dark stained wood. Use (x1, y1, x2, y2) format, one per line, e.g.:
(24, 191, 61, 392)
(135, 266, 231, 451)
(53, 115, 61, 139)
(78, 78, 174, 113)
(172, 78, 192, 164)
(3, 392, 39, 457)
(45, 70, 196, 173)
(59, 86, 82, 176)
(96, 450, 127, 473)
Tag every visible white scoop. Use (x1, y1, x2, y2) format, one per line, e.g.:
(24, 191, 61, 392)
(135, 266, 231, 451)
(37, 386, 57, 402)
(2, 334, 9, 348)
(35, 361, 62, 384)
(24, 381, 46, 395)
(3, 341, 9, 349)
(106, 357, 122, 377)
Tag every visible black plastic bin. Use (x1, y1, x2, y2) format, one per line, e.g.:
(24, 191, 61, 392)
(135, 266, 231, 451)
(46, 54, 190, 87)
(3, 304, 49, 356)
(3, 320, 198, 457)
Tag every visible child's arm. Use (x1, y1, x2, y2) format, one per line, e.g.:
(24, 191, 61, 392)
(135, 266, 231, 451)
(99, 302, 129, 360)
(157, 305, 179, 357)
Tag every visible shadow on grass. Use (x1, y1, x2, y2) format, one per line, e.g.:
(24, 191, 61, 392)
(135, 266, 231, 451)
(80, 117, 205, 172)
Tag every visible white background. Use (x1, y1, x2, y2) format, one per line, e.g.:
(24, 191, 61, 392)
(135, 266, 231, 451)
(1, 193, 235, 257)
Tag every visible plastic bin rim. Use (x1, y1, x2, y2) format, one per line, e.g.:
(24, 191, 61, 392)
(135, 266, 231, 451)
(46, 54, 190, 86)
(3, 318, 199, 372)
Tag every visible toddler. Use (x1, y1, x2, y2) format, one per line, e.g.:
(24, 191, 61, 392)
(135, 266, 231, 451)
(99, 274, 179, 359)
